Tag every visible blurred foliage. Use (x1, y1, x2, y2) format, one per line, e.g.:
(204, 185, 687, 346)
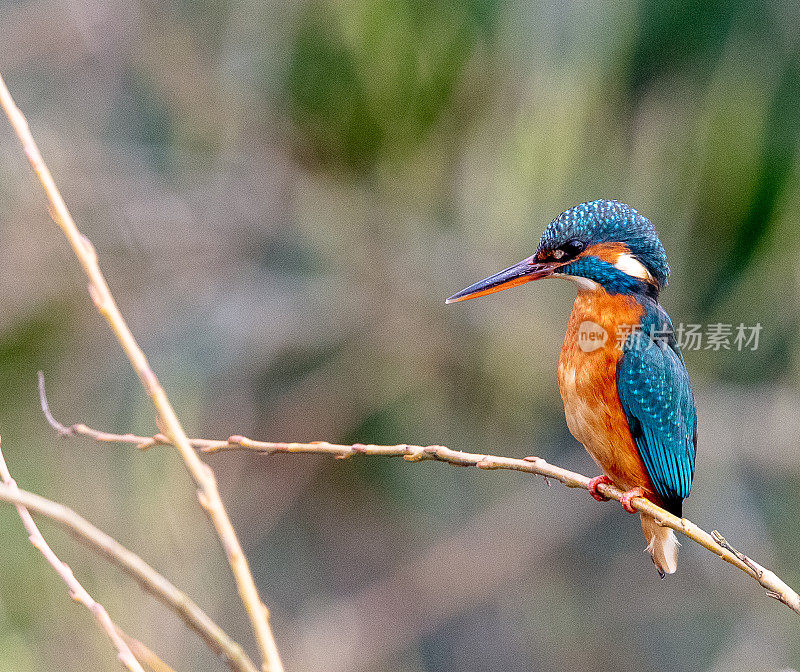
(106, 67, 174, 171)
(699, 55, 800, 311)
(287, 0, 500, 172)
(628, 0, 770, 94)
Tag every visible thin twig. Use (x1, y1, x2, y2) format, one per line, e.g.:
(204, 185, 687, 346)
(41, 400, 800, 616)
(115, 628, 179, 672)
(0, 438, 146, 672)
(0, 73, 282, 672)
(0, 477, 259, 672)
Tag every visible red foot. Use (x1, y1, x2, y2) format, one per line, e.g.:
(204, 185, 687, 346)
(620, 486, 647, 513)
(588, 475, 612, 502)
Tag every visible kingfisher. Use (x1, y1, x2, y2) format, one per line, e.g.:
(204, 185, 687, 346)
(446, 199, 697, 576)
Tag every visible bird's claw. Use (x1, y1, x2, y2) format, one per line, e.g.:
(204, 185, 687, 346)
(620, 486, 646, 513)
(588, 475, 612, 502)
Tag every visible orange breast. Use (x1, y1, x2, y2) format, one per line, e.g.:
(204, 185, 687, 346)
(558, 287, 657, 495)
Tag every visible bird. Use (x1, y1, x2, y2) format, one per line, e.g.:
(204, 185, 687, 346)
(446, 199, 697, 576)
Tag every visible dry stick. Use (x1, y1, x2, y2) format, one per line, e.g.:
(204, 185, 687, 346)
(0, 74, 282, 672)
(43, 408, 800, 616)
(0, 479, 259, 672)
(115, 629, 179, 672)
(0, 438, 146, 672)
(216, 439, 800, 615)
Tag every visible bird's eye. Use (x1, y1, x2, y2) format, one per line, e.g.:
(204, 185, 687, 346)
(562, 239, 585, 256)
(550, 240, 584, 261)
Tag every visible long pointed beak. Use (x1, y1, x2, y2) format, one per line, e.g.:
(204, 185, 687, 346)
(445, 255, 562, 304)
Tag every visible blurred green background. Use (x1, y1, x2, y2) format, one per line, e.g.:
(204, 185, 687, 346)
(1, 0, 799, 670)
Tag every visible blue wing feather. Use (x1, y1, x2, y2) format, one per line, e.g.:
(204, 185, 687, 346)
(616, 305, 697, 505)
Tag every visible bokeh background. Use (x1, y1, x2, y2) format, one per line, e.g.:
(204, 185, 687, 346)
(1, 1, 799, 670)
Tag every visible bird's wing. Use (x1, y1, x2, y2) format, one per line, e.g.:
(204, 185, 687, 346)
(616, 334, 697, 508)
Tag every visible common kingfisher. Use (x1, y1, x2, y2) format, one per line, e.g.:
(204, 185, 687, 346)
(447, 200, 697, 576)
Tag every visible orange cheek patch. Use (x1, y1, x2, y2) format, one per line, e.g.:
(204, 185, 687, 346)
(580, 241, 630, 265)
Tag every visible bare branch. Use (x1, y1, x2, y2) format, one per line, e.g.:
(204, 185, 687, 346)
(0, 438, 146, 672)
(38, 370, 74, 436)
(42, 408, 800, 617)
(0, 73, 282, 672)
(0, 477, 258, 672)
(114, 628, 179, 672)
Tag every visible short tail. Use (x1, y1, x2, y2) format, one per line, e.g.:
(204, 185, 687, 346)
(640, 514, 679, 576)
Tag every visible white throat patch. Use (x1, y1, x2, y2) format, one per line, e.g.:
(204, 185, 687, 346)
(553, 272, 600, 292)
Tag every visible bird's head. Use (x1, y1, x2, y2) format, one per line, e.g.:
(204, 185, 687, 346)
(446, 200, 670, 304)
